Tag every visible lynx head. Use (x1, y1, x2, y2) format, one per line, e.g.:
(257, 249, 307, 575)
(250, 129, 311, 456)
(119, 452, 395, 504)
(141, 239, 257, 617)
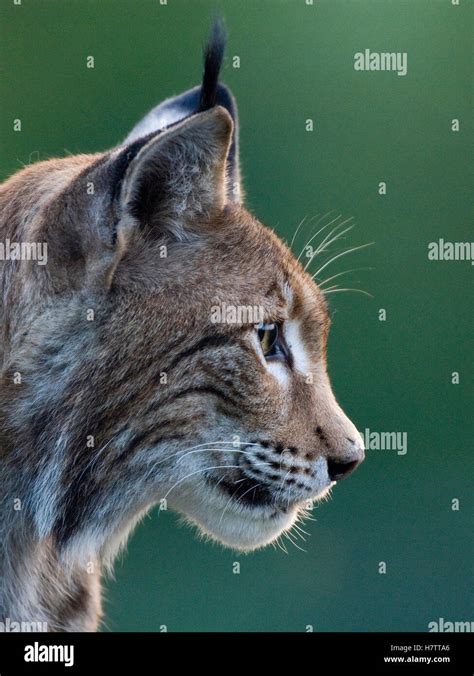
(0, 22, 364, 566)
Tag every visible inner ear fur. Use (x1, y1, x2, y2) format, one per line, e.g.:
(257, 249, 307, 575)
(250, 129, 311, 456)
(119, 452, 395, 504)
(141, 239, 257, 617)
(119, 106, 233, 242)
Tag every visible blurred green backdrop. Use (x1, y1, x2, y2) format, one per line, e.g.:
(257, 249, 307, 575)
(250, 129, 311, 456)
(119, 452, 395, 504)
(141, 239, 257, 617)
(1, 0, 472, 631)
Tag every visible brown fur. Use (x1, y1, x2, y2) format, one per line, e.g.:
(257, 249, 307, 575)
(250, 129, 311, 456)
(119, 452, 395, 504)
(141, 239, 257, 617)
(0, 106, 363, 631)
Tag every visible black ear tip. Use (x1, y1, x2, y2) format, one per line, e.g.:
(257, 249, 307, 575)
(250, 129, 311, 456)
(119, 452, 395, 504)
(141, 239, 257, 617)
(199, 17, 227, 112)
(207, 16, 226, 59)
(210, 16, 226, 49)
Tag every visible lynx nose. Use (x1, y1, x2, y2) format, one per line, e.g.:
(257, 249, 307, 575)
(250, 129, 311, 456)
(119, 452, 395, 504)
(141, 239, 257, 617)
(327, 458, 360, 481)
(327, 439, 365, 482)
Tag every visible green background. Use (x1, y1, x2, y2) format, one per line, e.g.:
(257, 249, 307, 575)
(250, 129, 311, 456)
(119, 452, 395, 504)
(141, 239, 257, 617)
(1, 0, 472, 631)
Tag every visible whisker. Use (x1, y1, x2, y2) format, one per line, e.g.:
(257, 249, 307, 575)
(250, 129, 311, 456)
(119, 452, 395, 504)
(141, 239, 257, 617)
(293, 523, 310, 540)
(221, 482, 264, 524)
(301, 216, 351, 266)
(309, 217, 353, 256)
(309, 223, 354, 260)
(284, 529, 307, 553)
(162, 465, 241, 500)
(297, 212, 342, 262)
(217, 474, 266, 526)
(311, 242, 375, 279)
(217, 485, 248, 526)
(303, 217, 354, 271)
(176, 443, 263, 463)
(289, 214, 309, 249)
(317, 267, 373, 288)
(275, 535, 289, 555)
(137, 439, 264, 469)
(276, 469, 292, 503)
(322, 287, 374, 298)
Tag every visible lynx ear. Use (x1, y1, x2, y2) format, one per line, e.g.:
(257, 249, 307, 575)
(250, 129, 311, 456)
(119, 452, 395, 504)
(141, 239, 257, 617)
(123, 84, 241, 203)
(122, 19, 242, 202)
(119, 106, 233, 240)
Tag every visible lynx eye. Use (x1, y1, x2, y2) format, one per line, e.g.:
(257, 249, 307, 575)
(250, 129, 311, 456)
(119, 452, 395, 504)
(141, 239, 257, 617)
(257, 323, 278, 355)
(256, 322, 291, 364)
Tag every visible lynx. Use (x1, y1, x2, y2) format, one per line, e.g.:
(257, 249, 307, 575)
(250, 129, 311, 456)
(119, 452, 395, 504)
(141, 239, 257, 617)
(0, 22, 364, 631)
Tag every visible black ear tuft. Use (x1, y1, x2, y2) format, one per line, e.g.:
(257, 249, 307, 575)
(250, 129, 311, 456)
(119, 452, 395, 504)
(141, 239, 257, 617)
(199, 18, 227, 112)
(122, 17, 242, 202)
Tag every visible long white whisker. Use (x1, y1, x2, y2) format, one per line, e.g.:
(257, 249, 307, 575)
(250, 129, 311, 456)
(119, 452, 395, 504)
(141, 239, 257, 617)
(310, 224, 354, 260)
(290, 214, 309, 249)
(297, 213, 342, 262)
(296, 211, 339, 261)
(322, 287, 374, 298)
(218, 482, 264, 526)
(215, 460, 271, 526)
(162, 465, 241, 500)
(303, 217, 354, 270)
(175, 448, 248, 463)
(275, 535, 289, 554)
(317, 267, 373, 288)
(176, 443, 262, 463)
(139, 439, 263, 469)
(311, 218, 354, 256)
(218, 485, 246, 526)
(276, 469, 292, 503)
(285, 529, 307, 553)
(293, 523, 310, 539)
(301, 216, 351, 266)
(311, 242, 375, 278)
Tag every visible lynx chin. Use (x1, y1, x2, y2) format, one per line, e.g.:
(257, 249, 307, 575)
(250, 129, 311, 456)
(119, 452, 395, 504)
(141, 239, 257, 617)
(0, 20, 364, 631)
